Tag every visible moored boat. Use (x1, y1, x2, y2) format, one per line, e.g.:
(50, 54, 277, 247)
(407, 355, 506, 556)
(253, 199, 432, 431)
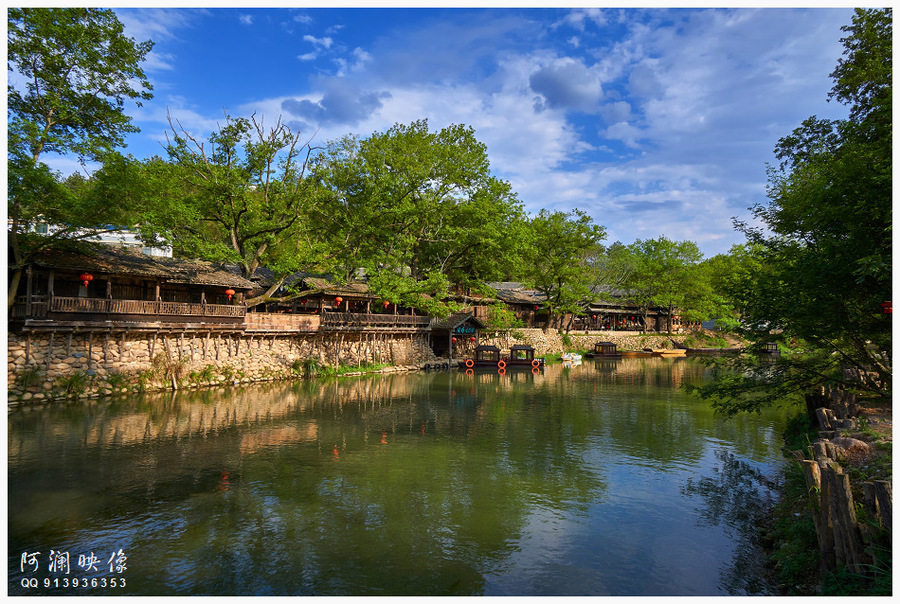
(620, 350, 654, 358)
(459, 344, 545, 371)
(585, 341, 622, 359)
(561, 352, 582, 362)
(652, 348, 687, 357)
(505, 344, 545, 368)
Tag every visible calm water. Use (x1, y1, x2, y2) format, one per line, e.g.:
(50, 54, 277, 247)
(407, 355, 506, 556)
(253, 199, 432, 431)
(8, 358, 789, 596)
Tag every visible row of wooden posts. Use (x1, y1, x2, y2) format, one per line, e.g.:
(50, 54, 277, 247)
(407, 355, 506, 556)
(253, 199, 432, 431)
(799, 386, 891, 575)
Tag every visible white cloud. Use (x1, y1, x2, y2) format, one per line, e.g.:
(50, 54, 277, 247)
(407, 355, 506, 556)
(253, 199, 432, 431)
(303, 34, 333, 49)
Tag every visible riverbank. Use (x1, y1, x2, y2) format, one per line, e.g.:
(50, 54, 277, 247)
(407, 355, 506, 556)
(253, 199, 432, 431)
(8, 328, 735, 404)
(765, 396, 892, 595)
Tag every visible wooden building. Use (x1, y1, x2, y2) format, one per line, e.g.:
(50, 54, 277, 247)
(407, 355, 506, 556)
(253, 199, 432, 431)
(429, 312, 486, 358)
(10, 245, 255, 332)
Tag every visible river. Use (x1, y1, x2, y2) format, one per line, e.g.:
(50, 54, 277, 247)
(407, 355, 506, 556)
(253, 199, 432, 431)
(8, 357, 789, 596)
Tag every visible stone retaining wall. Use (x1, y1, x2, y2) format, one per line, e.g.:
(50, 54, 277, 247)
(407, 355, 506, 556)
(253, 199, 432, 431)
(8, 331, 438, 404)
(474, 328, 677, 356)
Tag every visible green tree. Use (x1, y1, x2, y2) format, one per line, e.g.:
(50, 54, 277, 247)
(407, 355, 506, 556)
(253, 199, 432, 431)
(7, 7, 154, 308)
(136, 114, 327, 306)
(622, 237, 706, 333)
(315, 120, 527, 316)
(694, 8, 891, 414)
(521, 209, 606, 332)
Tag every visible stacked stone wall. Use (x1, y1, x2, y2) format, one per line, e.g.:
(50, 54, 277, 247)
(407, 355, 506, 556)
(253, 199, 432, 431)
(8, 331, 438, 404)
(475, 328, 676, 356)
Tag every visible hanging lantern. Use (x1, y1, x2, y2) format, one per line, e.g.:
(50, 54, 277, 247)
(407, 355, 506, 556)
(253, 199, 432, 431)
(452, 337, 457, 343)
(383, 301, 390, 308)
(225, 289, 235, 301)
(881, 301, 892, 314)
(335, 296, 343, 306)
(79, 273, 93, 288)
(469, 336, 476, 342)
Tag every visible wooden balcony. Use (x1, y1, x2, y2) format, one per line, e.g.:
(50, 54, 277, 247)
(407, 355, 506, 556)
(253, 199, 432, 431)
(320, 312, 432, 332)
(11, 295, 247, 331)
(47, 296, 246, 317)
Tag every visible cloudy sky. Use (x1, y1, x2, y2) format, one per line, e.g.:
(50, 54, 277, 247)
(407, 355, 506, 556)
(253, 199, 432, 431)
(61, 6, 856, 257)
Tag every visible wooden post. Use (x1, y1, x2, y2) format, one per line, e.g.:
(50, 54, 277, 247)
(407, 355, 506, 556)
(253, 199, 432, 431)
(45, 332, 54, 371)
(25, 265, 33, 316)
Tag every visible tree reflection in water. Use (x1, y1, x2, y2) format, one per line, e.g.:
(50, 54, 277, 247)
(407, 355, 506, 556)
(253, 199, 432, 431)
(682, 449, 782, 595)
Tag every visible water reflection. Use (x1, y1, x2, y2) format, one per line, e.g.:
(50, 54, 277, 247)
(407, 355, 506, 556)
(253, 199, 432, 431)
(8, 359, 787, 596)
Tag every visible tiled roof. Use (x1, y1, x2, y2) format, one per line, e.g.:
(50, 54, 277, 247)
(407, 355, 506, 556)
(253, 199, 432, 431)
(431, 311, 486, 331)
(30, 245, 256, 289)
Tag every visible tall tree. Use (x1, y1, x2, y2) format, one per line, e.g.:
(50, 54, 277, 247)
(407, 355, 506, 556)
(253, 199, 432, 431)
(7, 8, 154, 308)
(136, 114, 326, 306)
(694, 8, 892, 414)
(521, 209, 606, 332)
(622, 237, 706, 333)
(315, 120, 526, 316)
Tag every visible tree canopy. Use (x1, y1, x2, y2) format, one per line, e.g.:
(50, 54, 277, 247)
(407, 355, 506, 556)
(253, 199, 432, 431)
(7, 8, 154, 308)
(132, 114, 327, 306)
(313, 120, 527, 317)
(694, 8, 892, 414)
(521, 209, 606, 331)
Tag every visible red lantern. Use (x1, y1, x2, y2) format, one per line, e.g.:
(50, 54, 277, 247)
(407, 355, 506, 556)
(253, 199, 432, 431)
(469, 336, 476, 342)
(225, 288, 235, 301)
(452, 337, 457, 343)
(335, 296, 343, 306)
(881, 301, 892, 314)
(79, 273, 93, 288)
(383, 301, 390, 308)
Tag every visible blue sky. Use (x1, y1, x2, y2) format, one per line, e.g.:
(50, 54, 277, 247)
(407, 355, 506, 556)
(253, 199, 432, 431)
(49, 6, 855, 258)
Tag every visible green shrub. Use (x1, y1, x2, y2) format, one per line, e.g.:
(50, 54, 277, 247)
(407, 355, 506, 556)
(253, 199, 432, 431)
(105, 371, 132, 390)
(55, 371, 91, 398)
(17, 366, 43, 389)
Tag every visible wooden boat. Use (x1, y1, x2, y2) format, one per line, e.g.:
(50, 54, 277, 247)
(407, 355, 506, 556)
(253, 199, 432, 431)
(458, 344, 505, 369)
(670, 338, 741, 355)
(504, 344, 545, 368)
(585, 341, 622, 359)
(459, 344, 545, 370)
(758, 342, 781, 357)
(620, 350, 654, 358)
(652, 348, 687, 357)
(683, 347, 742, 355)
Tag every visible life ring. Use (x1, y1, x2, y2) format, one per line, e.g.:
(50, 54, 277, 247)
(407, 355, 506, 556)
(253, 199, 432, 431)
(498, 360, 506, 369)
(424, 363, 431, 371)
(531, 359, 539, 368)
(465, 359, 474, 368)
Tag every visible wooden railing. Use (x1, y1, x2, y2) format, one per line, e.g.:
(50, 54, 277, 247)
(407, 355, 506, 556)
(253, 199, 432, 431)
(245, 312, 321, 332)
(47, 296, 246, 318)
(321, 312, 432, 330)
